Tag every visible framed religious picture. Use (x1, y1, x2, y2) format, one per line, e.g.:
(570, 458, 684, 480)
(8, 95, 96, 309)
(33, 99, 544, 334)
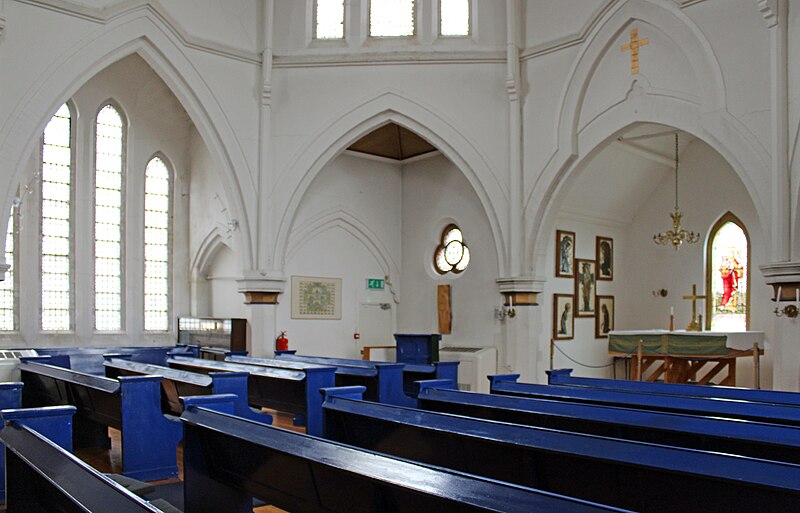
(553, 294, 574, 340)
(596, 236, 613, 281)
(291, 276, 342, 320)
(595, 295, 615, 338)
(555, 230, 576, 278)
(574, 259, 596, 317)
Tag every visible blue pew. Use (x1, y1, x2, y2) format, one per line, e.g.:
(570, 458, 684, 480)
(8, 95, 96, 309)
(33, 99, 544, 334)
(416, 381, 800, 464)
(274, 350, 459, 398)
(321, 386, 800, 513)
(34, 345, 192, 374)
(547, 368, 800, 406)
(179, 400, 629, 513)
(228, 354, 413, 406)
(490, 374, 800, 426)
(103, 356, 271, 424)
(167, 356, 334, 436)
(19, 356, 182, 480)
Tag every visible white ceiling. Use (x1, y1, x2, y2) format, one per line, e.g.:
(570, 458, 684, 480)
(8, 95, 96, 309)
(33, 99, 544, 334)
(560, 124, 695, 224)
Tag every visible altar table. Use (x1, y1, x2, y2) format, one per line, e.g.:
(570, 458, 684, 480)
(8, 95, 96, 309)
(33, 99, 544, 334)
(608, 330, 765, 387)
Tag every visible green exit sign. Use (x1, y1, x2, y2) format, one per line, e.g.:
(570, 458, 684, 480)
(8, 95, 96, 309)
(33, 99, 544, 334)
(367, 278, 384, 290)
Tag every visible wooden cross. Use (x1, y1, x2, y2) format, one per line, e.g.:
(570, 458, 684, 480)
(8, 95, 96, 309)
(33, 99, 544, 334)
(682, 284, 706, 331)
(620, 28, 649, 75)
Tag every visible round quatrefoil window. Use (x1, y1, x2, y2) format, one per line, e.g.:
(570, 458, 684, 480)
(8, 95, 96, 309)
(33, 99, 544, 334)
(434, 224, 470, 275)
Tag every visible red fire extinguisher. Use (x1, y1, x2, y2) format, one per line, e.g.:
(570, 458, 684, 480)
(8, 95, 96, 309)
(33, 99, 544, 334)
(276, 331, 289, 351)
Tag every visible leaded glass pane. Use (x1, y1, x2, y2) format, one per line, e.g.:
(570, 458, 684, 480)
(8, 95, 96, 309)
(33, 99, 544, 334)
(94, 105, 123, 331)
(0, 210, 15, 330)
(144, 157, 171, 332)
(440, 0, 469, 36)
(709, 221, 748, 331)
(41, 105, 72, 331)
(315, 0, 344, 39)
(370, 0, 414, 37)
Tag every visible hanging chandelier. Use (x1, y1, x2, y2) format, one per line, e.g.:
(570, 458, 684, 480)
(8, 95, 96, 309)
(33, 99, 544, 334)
(653, 133, 700, 250)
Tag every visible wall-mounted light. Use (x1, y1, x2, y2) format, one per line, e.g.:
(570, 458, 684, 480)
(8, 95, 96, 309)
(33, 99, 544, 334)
(773, 285, 800, 318)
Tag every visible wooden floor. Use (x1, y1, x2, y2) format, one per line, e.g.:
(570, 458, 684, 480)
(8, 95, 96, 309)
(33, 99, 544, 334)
(73, 409, 303, 513)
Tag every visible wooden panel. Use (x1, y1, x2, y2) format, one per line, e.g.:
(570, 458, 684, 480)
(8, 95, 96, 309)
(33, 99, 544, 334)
(438, 284, 451, 334)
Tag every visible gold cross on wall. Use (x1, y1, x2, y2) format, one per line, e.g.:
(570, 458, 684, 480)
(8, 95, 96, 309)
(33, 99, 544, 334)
(682, 284, 706, 331)
(620, 28, 649, 75)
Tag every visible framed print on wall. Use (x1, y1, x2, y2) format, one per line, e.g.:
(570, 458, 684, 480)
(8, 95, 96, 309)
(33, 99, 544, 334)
(556, 230, 576, 278)
(595, 295, 615, 338)
(553, 294, 574, 340)
(574, 259, 596, 317)
(596, 236, 613, 281)
(291, 276, 342, 320)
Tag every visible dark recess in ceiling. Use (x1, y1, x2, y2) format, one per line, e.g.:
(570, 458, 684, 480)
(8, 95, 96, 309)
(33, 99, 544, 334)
(347, 123, 437, 160)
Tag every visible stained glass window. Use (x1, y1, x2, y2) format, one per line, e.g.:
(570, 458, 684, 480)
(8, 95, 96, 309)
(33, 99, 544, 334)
(144, 157, 171, 332)
(440, 0, 469, 36)
(0, 209, 16, 331)
(434, 224, 470, 275)
(315, 0, 344, 39)
(707, 214, 749, 331)
(41, 104, 72, 331)
(95, 105, 124, 331)
(370, 0, 415, 37)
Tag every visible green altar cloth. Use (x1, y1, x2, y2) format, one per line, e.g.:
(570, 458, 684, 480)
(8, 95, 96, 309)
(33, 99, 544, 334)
(608, 332, 729, 356)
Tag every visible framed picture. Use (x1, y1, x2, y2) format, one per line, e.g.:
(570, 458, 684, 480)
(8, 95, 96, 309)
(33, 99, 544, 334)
(574, 259, 596, 317)
(556, 230, 576, 278)
(291, 276, 342, 320)
(596, 236, 613, 281)
(553, 294, 574, 340)
(595, 295, 615, 338)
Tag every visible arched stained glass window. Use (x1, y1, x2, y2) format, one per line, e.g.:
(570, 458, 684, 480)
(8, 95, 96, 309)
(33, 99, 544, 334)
(434, 224, 470, 275)
(0, 208, 16, 331)
(41, 103, 73, 331)
(94, 104, 124, 331)
(706, 213, 749, 331)
(144, 156, 171, 332)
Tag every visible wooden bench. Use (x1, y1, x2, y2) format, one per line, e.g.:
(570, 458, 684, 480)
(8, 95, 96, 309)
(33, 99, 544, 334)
(490, 374, 800, 426)
(547, 368, 800, 405)
(19, 356, 183, 480)
(416, 380, 800, 464)
(103, 356, 271, 424)
(167, 356, 335, 436)
(0, 405, 174, 513)
(320, 386, 800, 513)
(228, 354, 412, 406)
(179, 398, 629, 513)
(274, 350, 459, 399)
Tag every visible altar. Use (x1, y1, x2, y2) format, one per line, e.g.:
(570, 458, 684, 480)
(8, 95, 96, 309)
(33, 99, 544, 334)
(608, 330, 765, 387)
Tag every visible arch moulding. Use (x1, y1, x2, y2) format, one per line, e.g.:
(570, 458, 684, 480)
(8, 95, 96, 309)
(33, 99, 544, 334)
(272, 91, 508, 277)
(0, 10, 255, 271)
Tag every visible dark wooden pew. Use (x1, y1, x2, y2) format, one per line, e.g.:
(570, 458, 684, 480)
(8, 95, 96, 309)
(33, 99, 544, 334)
(0, 405, 175, 513)
(490, 374, 800, 426)
(167, 356, 335, 436)
(179, 399, 630, 513)
(274, 349, 459, 399)
(547, 368, 800, 406)
(227, 353, 413, 406)
(103, 356, 271, 424)
(321, 386, 800, 513)
(19, 356, 182, 480)
(415, 380, 800, 464)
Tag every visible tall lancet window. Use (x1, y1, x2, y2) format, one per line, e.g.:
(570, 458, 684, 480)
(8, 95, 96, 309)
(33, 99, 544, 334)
(0, 208, 16, 331)
(144, 156, 171, 332)
(314, 0, 345, 39)
(41, 104, 73, 331)
(370, 0, 415, 37)
(94, 104, 124, 331)
(706, 213, 749, 331)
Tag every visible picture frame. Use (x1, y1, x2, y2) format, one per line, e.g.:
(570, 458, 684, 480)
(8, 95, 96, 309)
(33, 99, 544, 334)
(595, 295, 615, 338)
(291, 276, 342, 320)
(574, 259, 596, 317)
(596, 236, 613, 281)
(553, 294, 574, 340)
(555, 230, 576, 278)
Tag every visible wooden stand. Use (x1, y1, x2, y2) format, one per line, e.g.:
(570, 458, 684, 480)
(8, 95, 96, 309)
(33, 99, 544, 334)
(625, 340, 762, 387)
